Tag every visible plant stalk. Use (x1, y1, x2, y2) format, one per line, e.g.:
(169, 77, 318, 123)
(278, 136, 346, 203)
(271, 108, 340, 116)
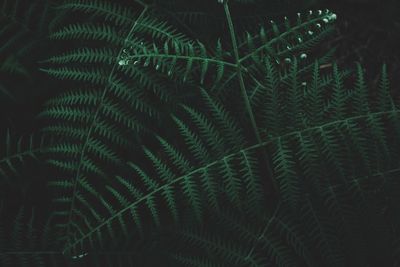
(223, 2, 278, 193)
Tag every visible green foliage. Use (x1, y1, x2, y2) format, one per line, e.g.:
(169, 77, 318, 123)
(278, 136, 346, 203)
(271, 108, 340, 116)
(39, 0, 198, 256)
(1, 0, 400, 266)
(40, 1, 341, 255)
(174, 169, 400, 266)
(120, 7, 337, 88)
(55, 55, 400, 259)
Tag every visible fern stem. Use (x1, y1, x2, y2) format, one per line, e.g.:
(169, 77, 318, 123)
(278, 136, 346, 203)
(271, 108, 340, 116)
(62, 6, 150, 254)
(223, 2, 278, 193)
(127, 54, 235, 68)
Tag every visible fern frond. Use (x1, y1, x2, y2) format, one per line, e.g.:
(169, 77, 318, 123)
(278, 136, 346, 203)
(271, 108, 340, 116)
(50, 24, 125, 44)
(58, 58, 400, 256)
(44, 48, 116, 65)
(41, 3, 176, 255)
(41, 67, 107, 84)
(37, 1, 400, 264)
(57, 101, 262, 253)
(175, 158, 400, 267)
(121, 40, 235, 84)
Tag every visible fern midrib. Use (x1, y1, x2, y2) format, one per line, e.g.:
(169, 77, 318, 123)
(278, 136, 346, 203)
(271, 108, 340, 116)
(127, 54, 235, 68)
(223, 2, 262, 146)
(62, 5, 150, 253)
(223, 1, 277, 192)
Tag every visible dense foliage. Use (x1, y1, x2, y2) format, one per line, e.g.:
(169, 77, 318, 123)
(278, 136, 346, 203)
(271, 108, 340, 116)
(1, 0, 399, 266)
